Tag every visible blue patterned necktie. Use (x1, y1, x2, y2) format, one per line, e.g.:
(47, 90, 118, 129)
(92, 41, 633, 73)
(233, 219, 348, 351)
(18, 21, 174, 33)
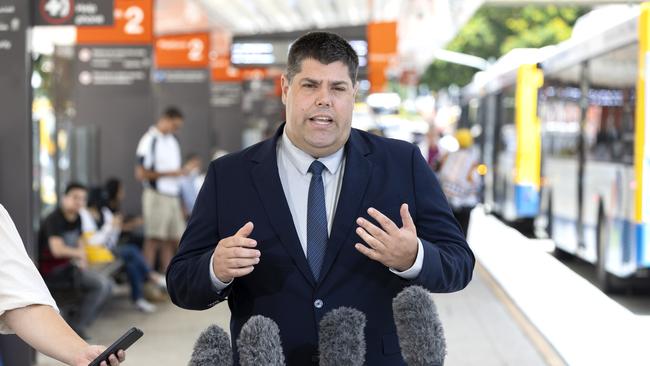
(307, 160, 328, 280)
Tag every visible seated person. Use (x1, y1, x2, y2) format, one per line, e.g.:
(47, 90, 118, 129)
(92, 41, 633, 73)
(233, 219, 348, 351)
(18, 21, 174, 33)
(81, 184, 166, 312)
(105, 178, 144, 248)
(38, 182, 113, 339)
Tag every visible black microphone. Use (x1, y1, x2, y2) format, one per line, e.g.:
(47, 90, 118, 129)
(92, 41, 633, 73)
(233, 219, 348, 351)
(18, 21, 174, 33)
(237, 315, 286, 366)
(318, 307, 366, 366)
(188, 324, 233, 366)
(393, 285, 447, 366)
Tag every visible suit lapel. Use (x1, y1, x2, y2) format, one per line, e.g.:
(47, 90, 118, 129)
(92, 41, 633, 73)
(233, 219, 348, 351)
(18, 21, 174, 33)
(319, 130, 373, 282)
(251, 127, 317, 287)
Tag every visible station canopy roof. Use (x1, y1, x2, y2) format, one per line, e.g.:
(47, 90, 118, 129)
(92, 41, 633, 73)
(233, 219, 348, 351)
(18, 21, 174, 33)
(154, 0, 640, 72)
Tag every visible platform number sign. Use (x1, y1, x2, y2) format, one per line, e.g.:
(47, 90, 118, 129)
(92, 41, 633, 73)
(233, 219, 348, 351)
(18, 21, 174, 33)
(154, 33, 209, 68)
(188, 38, 204, 62)
(76, 0, 152, 44)
(119, 5, 144, 35)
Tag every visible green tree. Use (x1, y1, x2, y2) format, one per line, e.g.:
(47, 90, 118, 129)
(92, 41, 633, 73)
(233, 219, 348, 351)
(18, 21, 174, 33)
(420, 5, 588, 91)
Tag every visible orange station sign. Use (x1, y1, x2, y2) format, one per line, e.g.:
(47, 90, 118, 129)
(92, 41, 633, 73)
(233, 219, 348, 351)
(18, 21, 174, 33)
(367, 22, 397, 93)
(77, 0, 153, 44)
(155, 33, 210, 69)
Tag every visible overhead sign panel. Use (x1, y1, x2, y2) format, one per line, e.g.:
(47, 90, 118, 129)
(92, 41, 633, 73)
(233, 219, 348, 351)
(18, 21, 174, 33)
(230, 26, 367, 69)
(34, 0, 114, 26)
(155, 32, 209, 69)
(76, 0, 152, 44)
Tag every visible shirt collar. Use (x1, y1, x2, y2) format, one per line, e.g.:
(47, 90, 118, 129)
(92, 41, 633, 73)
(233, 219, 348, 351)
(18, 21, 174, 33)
(151, 126, 171, 136)
(280, 132, 344, 176)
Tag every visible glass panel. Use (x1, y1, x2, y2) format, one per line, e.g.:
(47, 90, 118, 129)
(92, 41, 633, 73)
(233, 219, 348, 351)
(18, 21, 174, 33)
(584, 43, 637, 164)
(539, 64, 582, 158)
(498, 86, 516, 154)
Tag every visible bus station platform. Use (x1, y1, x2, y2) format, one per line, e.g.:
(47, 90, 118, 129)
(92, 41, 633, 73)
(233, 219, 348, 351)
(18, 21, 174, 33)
(36, 206, 649, 366)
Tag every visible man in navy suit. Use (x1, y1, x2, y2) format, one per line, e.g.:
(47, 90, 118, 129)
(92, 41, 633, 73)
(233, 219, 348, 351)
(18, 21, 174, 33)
(167, 31, 474, 365)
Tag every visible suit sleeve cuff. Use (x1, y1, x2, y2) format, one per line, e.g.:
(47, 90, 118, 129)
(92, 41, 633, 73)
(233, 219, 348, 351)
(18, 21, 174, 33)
(209, 252, 233, 292)
(390, 238, 424, 279)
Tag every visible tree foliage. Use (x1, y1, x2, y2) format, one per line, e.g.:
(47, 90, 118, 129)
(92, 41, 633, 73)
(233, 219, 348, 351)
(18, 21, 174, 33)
(420, 5, 589, 91)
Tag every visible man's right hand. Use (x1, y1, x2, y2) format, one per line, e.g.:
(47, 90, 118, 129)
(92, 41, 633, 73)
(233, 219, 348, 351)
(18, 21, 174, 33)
(212, 222, 260, 283)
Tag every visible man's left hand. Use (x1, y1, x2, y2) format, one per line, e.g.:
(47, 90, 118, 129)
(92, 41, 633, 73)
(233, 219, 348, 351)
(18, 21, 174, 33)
(354, 204, 418, 271)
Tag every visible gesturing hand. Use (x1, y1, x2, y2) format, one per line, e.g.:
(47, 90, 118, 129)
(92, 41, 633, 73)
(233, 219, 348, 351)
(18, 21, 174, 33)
(212, 222, 260, 283)
(354, 204, 418, 272)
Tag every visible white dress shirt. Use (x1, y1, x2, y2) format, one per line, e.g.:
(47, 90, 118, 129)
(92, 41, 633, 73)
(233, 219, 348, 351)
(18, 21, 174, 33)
(210, 132, 424, 290)
(0, 204, 58, 334)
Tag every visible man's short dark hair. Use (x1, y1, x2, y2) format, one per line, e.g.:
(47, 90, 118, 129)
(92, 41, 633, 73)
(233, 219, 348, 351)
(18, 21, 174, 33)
(286, 32, 359, 83)
(162, 106, 183, 120)
(64, 182, 87, 195)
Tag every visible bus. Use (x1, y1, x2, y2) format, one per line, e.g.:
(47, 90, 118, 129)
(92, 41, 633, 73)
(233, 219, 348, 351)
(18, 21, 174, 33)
(460, 48, 546, 234)
(463, 4, 650, 292)
(537, 4, 649, 292)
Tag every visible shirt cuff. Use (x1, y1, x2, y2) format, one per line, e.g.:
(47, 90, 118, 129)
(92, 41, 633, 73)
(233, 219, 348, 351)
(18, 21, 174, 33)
(209, 252, 233, 292)
(390, 238, 424, 279)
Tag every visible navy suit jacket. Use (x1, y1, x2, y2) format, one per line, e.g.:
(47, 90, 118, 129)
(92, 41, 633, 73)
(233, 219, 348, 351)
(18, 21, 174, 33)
(167, 126, 475, 365)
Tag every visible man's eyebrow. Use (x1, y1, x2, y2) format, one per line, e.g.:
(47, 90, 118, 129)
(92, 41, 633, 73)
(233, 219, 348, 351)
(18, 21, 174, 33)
(299, 77, 350, 86)
(300, 77, 321, 84)
(330, 80, 350, 87)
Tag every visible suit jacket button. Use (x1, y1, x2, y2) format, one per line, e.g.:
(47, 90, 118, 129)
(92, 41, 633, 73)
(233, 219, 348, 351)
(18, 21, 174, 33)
(314, 299, 323, 308)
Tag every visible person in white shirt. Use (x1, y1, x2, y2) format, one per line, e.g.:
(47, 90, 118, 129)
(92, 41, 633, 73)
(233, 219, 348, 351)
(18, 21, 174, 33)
(0, 204, 124, 366)
(135, 107, 187, 273)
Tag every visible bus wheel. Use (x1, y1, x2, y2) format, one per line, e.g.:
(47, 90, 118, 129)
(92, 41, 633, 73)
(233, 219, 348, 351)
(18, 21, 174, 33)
(597, 211, 618, 293)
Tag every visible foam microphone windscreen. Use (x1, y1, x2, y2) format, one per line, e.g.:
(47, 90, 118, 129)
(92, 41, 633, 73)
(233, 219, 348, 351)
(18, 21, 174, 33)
(318, 307, 366, 366)
(188, 324, 233, 366)
(392, 285, 446, 366)
(237, 315, 285, 366)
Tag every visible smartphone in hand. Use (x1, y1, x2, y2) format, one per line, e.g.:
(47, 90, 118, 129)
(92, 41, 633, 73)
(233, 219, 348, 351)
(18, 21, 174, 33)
(88, 327, 143, 366)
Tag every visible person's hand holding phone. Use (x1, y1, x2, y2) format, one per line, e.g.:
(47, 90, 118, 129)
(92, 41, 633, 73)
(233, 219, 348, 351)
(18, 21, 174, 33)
(72, 345, 125, 366)
(87, 327, 142, 366)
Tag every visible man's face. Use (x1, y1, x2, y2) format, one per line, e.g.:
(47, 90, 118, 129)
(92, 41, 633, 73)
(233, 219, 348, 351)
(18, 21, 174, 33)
(171, 117, 184, 133)
(159, 117, 183, 134)
(62, 188, 87, 214)
(282, 58, 358, 158)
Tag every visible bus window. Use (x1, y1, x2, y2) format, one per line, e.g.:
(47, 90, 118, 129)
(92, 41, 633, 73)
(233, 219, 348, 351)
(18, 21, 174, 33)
(584, 43, 637, 164)
(498, 87, 516, 153)
(539, 82, 581, 158)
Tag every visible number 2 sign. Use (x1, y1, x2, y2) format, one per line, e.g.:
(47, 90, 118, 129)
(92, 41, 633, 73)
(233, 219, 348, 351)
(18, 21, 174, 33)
(155, 33, 210, 69)
(77, 0, 152, 44)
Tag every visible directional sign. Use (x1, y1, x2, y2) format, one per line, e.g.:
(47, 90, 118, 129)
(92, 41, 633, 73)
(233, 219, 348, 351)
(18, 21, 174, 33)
(34, 0, 114, 26)
(77, 0, 151, 44)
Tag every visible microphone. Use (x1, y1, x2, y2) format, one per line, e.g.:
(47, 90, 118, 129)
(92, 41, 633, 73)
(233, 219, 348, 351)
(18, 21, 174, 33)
(237, 315, 286, 366)
(393, 285, 447, 366)
(188, 324, 233, 366)
(318, 307, 366, 366)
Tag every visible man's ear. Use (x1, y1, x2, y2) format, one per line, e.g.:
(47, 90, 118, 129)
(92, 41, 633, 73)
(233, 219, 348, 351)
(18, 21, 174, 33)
(281, 74, 290, 105)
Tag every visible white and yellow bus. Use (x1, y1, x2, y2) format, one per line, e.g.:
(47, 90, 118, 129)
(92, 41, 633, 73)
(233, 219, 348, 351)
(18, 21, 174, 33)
(464, 5, 650, 292)
(461, 48, 545, 234)
(538, 4, 650, 292)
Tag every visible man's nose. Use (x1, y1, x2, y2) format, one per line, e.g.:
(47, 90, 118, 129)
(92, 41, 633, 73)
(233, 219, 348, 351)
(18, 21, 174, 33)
(315, 89, 332, 108)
